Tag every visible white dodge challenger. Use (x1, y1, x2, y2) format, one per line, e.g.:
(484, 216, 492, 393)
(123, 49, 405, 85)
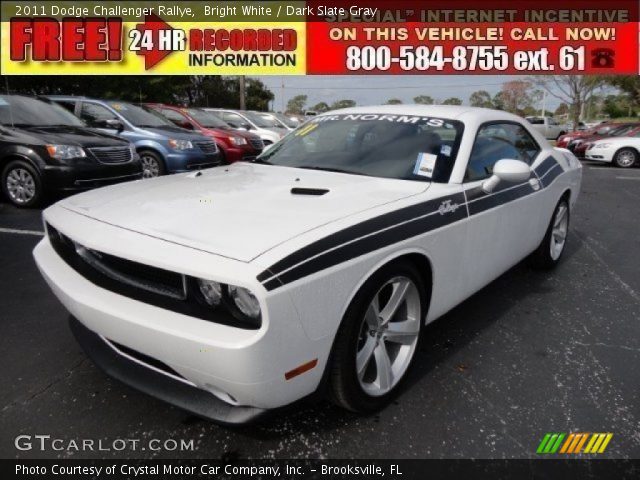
(34, 106, 582, 424)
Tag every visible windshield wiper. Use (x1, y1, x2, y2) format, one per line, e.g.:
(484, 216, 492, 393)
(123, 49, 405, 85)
(296, 165, 365, 176)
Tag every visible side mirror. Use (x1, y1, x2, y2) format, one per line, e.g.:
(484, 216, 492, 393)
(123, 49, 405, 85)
(241, 123, 252, 130)
(179, 121, 194, 130)
(482, 159, 531, 193)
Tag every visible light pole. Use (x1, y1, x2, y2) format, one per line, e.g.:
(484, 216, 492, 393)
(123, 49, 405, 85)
(239, 75, 246, 110)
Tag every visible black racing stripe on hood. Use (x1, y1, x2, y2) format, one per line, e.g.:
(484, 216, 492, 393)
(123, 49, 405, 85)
(255, 192, 466, 283)
(263, 196, 468, 291)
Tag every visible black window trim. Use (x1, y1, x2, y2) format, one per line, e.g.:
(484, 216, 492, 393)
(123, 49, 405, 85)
(464, 119, 542, 183)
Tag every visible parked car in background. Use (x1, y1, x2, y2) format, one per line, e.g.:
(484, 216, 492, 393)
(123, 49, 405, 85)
(275, 112, 302, 128)
(204, 109, 286, 146)
(557, 122, 621, 149)
(569, 123, 639, 158)
(255, 112, 294, 131)
(586, 131, 640, 168)
(0, 95, 141, 208)
(525, 116, 568, 140)
(35, 105, 581, 422)
(47, 96, 220, 178)
(144, 104, 263, 163)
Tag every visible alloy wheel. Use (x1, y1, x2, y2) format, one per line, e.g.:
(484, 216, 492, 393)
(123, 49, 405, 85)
(6, 168, 36, 205)
(140, 154, 160, 178)
(616, 150, 636, 168)
(356, 276, 421, 397)
(550, 203, 569, 260)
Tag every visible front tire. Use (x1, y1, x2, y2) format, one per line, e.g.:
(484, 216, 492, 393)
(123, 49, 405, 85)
(530, 197, 570, 270)
(139, 150, 166, 178)
(330, 260, 427, 413)
(1, 160, 43, 208)
(613, 148, 638, 168)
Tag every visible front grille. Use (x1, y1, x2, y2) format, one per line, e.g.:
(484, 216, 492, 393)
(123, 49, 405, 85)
(45, 223, 258, 328)
(89, 146, 132, 164)
(248, 138, 264, 150)
(47, 223, 186, 299)
(195, 141, 218, 154)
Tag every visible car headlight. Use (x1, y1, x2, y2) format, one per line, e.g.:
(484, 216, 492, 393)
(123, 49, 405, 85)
(129, 143, 137, 158)
(195, 278, 261, 327)
(198, 279, 222, 307)
(227, 285, 261, 320)
(595, 143, 612, 149)
(229, 136, 247, 146)
(168, 139, 193, 150)
(46, 145, 86, 160)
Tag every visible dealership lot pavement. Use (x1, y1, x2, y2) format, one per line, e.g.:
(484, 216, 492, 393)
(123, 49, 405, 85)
(1, 163, 639, 459)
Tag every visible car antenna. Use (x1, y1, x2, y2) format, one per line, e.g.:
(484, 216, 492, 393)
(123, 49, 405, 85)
(4, 76, 15, 128)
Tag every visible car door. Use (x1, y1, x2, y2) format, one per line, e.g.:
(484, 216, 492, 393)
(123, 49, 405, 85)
(461, 121, 546, 297)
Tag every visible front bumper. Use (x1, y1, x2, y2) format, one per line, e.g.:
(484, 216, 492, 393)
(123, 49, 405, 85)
(42, 161, 142, 192)
(69, 316, 266, 424)
(165, 150, 220, 173)
(585, 149, 614, 163)
(33, 211, 331, 413)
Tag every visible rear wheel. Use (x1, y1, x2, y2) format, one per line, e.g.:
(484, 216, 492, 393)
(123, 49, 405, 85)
(613, 148, 638, 168)
(139, 150, 166, 178)
(530, 197, 570, 270)
(1, 160, 43, 208)
(330, 260, 427, 413)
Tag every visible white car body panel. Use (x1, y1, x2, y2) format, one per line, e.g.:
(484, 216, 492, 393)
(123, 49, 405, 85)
(585, 136, 640, 163)
(34, 105, 582, 416)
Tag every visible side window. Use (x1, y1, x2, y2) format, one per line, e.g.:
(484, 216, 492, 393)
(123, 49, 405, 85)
(55, 100, 77, 115)
(466, 123, 540, 182)
(80, 103, 117, 127)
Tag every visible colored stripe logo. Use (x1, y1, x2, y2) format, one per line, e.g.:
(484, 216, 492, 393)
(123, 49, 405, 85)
(537, 433, 613, 454)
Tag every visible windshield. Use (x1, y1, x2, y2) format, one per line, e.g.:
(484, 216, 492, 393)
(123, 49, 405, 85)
(243, 111, 278, 128)
(257, 113, 464, 183)
(187, 109, 230, 128)
(0, 95, 85, 127)
(606, 124, 637, 137)
(107, 101, 173, 128)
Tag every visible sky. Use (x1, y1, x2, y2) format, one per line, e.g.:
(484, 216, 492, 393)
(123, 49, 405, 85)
(256, 74, 565, 112)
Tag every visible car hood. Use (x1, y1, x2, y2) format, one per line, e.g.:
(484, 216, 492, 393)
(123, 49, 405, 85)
(4, 125, 128, 147)
(592, 136, 638, 145)
(59, 163, 428, 262)
(140, 125, 210, 141)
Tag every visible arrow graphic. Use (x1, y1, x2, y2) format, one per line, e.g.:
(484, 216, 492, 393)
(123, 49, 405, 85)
(133, 14, 176, 70)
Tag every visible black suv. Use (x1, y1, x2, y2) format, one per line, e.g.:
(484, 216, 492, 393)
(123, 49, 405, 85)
(0, 95, 142, 207)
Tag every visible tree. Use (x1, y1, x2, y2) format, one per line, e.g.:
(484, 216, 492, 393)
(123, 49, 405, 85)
(286, 94, 307, 114)
(0, 75, 275, 110)
(310, 102, 330, 113)
(492, 91, 505, 110)
(330, 99, 356, 110)
(531, 76, 604, 129)
(442, 97, 462, 105)
(499, 80, 534, 114)
(554, 102, 569, 117)
(469, 90, 493, 108)
(413, 95, 434, 105)
(605, 76, 640, 105)
(385, 98, 403, 104)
